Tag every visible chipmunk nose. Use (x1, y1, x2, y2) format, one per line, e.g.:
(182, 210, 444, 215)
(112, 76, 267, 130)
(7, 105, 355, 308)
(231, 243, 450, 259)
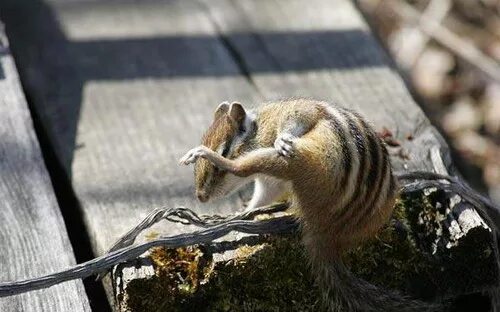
(196, 190, 209, 202)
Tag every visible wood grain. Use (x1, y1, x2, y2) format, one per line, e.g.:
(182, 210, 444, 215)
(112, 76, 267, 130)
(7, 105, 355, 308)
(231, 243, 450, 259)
(0, 25, 91, 311)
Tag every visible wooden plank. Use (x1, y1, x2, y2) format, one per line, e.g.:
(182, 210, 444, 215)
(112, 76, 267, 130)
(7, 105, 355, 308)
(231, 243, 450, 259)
(0, 24, 91, 311)
(0, 0, 263, 305)
(1, 0, 261, 255)
(1, 0, 496, 309)
(202, 0, 449, 173)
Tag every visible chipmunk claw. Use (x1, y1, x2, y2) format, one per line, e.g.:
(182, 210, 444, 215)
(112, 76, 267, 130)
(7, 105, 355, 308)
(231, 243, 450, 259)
(274, 133, 295, 157)
(179, 146, 208, 165)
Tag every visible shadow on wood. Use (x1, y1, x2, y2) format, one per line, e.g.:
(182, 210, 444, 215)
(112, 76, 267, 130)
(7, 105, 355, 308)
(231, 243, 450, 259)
(1, 0, 386, 175)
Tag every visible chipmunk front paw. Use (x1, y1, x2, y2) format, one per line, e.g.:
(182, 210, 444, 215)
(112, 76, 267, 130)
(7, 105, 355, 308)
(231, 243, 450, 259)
(274, 133, 295, 157)
(179, 145, 209, 165)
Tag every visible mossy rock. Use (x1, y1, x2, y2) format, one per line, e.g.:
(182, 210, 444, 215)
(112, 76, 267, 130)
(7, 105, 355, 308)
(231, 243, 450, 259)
(124, 193, 498, 312)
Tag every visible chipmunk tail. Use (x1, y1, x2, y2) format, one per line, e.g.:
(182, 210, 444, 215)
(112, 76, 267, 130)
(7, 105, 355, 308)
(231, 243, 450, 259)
(314, 258, 444, 312)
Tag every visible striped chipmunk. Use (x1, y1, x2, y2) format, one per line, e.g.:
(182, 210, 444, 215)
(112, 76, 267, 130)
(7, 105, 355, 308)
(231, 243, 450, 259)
(179, 98, 441, 311)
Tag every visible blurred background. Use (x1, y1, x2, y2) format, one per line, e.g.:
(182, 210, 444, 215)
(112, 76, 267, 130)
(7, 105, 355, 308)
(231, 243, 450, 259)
(357, 0, 500, 204)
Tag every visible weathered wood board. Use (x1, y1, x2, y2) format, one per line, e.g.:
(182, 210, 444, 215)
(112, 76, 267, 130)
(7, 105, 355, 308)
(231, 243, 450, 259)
(0, 0, 496, 310)
(0, 24, 91, 311)
(1, 0, 261, 257)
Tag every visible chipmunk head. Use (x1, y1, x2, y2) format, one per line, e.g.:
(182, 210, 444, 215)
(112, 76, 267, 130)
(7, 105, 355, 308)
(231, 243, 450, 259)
(194, 101, 255, 202)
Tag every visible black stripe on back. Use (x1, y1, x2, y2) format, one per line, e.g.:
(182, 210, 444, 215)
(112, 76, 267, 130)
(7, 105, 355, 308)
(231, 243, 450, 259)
(354, 135, 389, 227)
(335, 115, 382, 229)
(341, 109, 367, 187)
(338, 111, 380, 229)
(329, 115, 351, 189)
(332, 109, 368, 219)
(360, 118, 380, 189)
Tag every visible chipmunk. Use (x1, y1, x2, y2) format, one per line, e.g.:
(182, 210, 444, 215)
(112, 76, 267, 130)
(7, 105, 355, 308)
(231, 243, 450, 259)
(179, 98, 441, 311)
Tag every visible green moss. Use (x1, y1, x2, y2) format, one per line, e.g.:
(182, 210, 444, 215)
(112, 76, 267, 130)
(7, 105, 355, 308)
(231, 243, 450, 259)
(126, 236, 320, 312)
(201, 235, 321, 312)
(346, 195, 437, 299)
(402, 190, 498, 295)
(126, 246, 212, 311)
(124, 192, 497, 311)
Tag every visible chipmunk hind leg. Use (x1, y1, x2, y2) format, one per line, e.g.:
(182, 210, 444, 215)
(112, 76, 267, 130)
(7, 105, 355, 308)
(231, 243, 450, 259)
(289, 121, 339, 180)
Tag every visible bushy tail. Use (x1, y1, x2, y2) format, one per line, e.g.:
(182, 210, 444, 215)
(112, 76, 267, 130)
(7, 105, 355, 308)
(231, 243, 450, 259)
(315, 259, 444, 312)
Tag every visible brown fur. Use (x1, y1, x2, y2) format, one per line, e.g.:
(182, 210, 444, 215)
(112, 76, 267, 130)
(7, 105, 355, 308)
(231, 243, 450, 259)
(184, 98, 439, 311)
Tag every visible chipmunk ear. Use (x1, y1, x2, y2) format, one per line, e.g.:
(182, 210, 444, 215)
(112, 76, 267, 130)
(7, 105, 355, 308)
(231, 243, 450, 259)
(229, 102, 246, 125)
(214, 101, 230, 119)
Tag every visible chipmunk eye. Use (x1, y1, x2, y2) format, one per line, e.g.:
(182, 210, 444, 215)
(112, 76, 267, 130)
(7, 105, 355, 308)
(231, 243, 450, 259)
(221, 141, 231, 157)
(216, 141, 231, 157)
